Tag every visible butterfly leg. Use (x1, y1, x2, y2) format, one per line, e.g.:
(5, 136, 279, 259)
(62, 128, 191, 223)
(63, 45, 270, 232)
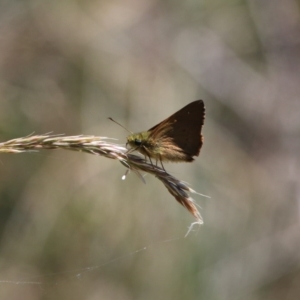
(159, 155, 166, 172)
(140, 145, 155, 169)
(148, 155, 154, 168)
(126, 147, 139, 154)
(145, 155, 154, 166)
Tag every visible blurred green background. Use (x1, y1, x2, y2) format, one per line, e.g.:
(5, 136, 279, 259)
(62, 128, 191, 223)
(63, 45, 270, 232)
(0, 0, 300, 299)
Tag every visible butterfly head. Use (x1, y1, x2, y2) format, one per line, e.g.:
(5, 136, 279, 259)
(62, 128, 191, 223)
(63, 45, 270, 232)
(126, 131, 151, 149)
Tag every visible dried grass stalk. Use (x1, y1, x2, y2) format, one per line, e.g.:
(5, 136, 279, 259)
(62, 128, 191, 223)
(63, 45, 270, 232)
(0, 134, 204, 227)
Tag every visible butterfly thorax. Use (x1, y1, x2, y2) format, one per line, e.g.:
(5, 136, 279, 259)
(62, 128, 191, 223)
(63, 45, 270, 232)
(126, 131, 194, 162)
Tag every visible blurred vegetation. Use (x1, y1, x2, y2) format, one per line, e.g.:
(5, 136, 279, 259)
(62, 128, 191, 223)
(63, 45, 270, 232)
(0, 0, 300, 299)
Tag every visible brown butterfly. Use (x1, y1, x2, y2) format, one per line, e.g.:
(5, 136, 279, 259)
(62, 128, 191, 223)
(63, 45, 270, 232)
(126, 100, 205, 167)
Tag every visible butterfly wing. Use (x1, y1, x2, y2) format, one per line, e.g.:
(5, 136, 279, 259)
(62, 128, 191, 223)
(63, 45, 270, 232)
(148, 100, 205, 161)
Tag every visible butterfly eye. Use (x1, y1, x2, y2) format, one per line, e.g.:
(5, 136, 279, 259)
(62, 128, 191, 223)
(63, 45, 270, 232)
(134, 139, 142, 146)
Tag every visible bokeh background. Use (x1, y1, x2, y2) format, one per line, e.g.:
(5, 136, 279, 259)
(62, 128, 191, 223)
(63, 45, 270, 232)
(0, 0, 300, 299)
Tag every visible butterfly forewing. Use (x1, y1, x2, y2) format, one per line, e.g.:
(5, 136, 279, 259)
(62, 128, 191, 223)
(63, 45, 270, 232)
(148, 100, 205, 160)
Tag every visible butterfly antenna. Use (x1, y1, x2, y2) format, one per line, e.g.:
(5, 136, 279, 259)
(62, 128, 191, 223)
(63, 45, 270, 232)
(108, 117, 133, 134)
